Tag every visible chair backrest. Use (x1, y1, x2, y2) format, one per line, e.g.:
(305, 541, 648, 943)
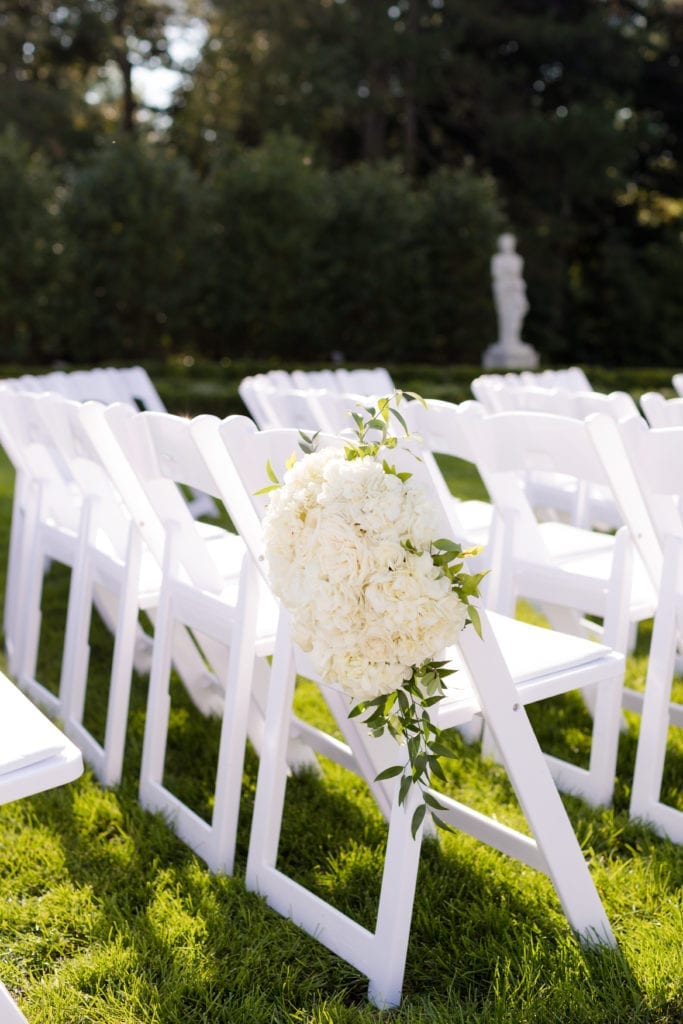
(290, 368, 340, 392)
(102, 405, 226, 594)
(258, 388, 328, 431)
(471, 368, 592, 410)
(334, 367, 395, 396)
(588, 413, 683, 590)
(672, 373, 683, 398)
(499, 385, 575, 416)
(113, 366, 167, 412)
(238, 375, 280, 429)
(311, 390, 377, 435)
(519, 367, 593, 392)
(0, 388, 80, 528)
(469, 375, 509, 412)
(640, 391, 683, 428)
(28, 393, 136, 563)
(461, 408, 616, 561)
(569, 389, 639, 422)
(401, 398, 483, 465)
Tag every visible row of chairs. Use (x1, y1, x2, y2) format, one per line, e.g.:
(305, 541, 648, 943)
(472, 365, 593, 395)
(472, 369, 683, 431)
(239, 366, 394, 431)
(0, 368, 629, 1006)
(234, 373, 683, 833)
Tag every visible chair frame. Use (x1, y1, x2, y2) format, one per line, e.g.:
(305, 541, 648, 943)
(190, 413, 621, 1006)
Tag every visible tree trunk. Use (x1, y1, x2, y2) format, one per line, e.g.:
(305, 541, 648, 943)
(404, 0, 419, 177)
(113, 0, 136, 134)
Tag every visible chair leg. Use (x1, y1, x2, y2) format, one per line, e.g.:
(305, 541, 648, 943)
(459, 622, 615, 945)
(245, 610, 423, 1008)
(138, 581, 176, 813)
(4, 475, 27, 674)
(97, 529, 144, 787)
(203, 557, 260, 873)
(629, 537, 683, 841)
(60, 501, 97, 734)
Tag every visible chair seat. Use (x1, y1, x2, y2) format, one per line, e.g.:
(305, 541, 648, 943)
(439, 611, 619, 724)
(532, 543, 657, 618)
(451, 498, 493, 540)
(538, 520, 614, 560)
(0, 672, 83, 804)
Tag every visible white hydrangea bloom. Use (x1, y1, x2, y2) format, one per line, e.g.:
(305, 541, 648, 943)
(262, 447, 469, 701)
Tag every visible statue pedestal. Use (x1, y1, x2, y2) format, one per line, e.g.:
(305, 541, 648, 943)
(482, 341, 539, 370)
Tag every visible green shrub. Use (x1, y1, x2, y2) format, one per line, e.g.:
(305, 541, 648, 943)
(0, 128, 62, 363)
(195, 135, 333, 360)
(417, 168, 504, 363)
(58, 141, 202, 362)
(316, 161, 430, 362)
(560, 224, 683, 368)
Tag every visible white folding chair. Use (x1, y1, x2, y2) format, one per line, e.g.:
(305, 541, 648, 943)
(671, 373, 683, 398)
(0, 388, 93, 713)
(0, 671, 83, 1024)
(0, 385, 51, 675)
(0, 383, 143, 686)
(100, 405, 322, 872)
(460, 408, 656, 655)
(591, 409, 683, 792)
(189, 413, 620, 1006)
(4, 392, 223, 786)
(640, 391, 683, 428)
(628, 533, 683, 840)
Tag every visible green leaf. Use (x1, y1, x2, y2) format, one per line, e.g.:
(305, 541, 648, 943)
(433, 538, 463, 554)
(468, 604, 483, 639)
(253, 482, 281, 496)
(411, 803, 427, 839)
(422, 790, 446, 810)
(429, 740, 460, 760)
(375, 764, 404, 781)
(389, 406, 408, 434)
(432, 814, 457, 836)
(298, 430, 319, 455)
(265, 459, 279, 484)
(398, 774, 412, 806)
(428, 757, 447, 783)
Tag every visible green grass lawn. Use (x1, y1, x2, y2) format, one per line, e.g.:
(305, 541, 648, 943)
(1, 366, 683, 1023)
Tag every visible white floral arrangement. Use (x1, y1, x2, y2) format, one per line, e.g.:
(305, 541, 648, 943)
(261, 394, 484, 836)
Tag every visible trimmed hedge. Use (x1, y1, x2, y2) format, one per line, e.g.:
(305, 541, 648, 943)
(1, 134, 503, 366)
(3, 131, 681, 368)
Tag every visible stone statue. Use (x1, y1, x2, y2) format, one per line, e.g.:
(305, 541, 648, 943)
(483, 233, 539, 370)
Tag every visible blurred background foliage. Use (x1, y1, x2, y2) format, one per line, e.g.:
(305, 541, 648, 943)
(1, 0, 682, 367)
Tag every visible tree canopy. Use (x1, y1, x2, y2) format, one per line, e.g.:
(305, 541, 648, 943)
(1, 0, 682, 366)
